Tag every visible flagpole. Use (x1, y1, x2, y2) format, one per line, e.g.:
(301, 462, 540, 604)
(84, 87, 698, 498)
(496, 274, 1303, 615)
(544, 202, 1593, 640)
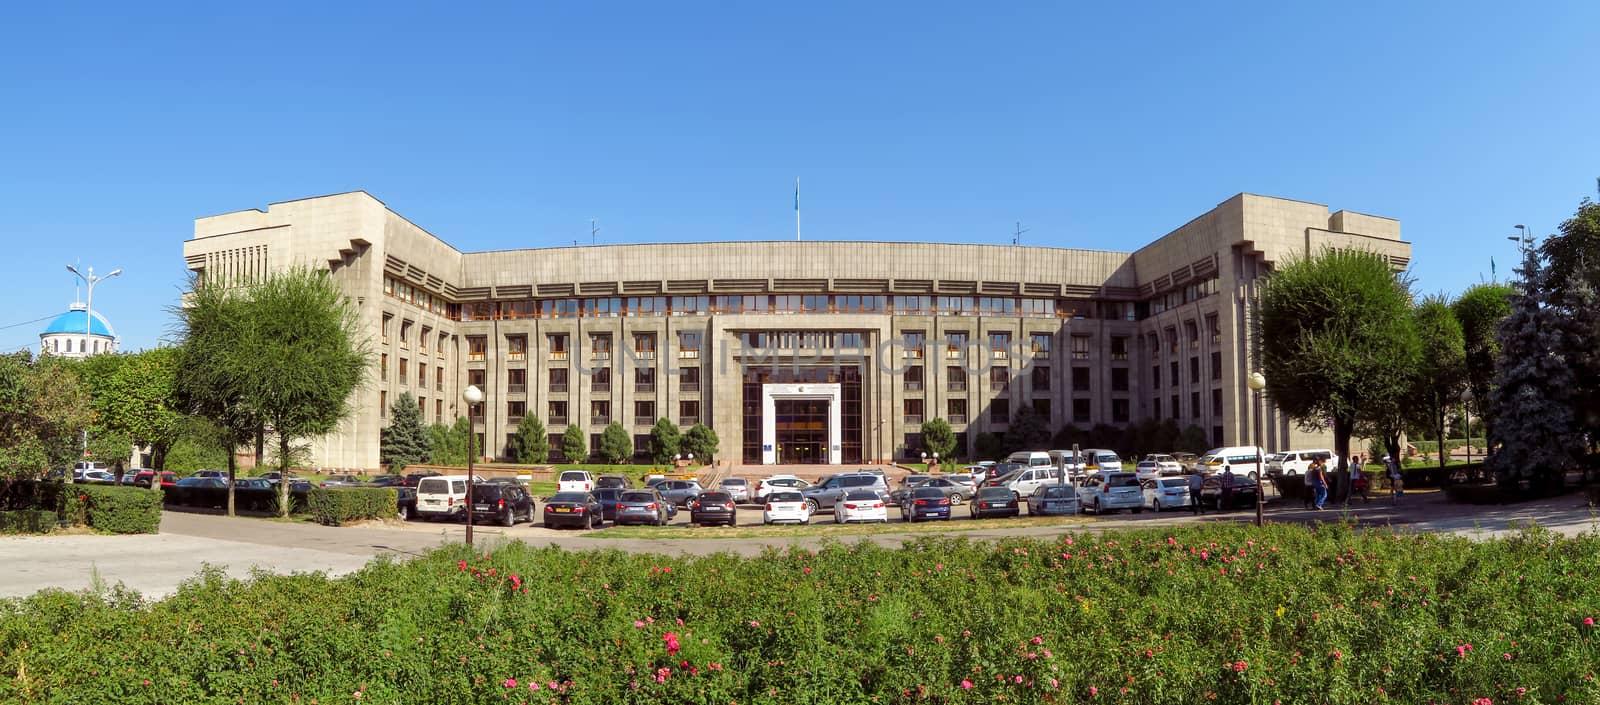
(795, 177, 801, 241)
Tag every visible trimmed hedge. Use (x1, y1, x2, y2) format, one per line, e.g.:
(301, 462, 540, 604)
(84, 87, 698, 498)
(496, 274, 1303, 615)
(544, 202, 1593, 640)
(307, 487, 396, 526)
(0, 509, 55, 534)
(78, 485, 162, 534)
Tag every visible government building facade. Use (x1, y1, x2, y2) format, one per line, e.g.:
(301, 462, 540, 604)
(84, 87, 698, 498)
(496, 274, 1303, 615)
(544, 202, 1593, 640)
(183, 191, 1411, 471)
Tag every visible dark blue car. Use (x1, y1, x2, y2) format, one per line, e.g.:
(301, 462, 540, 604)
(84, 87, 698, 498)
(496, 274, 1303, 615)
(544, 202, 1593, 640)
(900, 487, 952, 522)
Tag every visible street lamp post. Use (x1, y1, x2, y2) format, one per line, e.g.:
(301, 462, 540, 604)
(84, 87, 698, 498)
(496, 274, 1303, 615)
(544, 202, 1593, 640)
(1247, 371, 1267, 527)
(931, 452, 939, 474)
(65, 265, 122, 356)
(1460, 389, 1474, 468)
(463, 384, 484, 546)
(1508, 224, 1534, 254)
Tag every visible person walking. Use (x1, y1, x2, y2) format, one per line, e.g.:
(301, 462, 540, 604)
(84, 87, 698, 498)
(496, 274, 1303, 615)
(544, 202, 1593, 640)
(1306, 458, 1328, 510)
(1188, 470, 1206, 515)
(1220, 465, 1236, 512)
(1350, 458, 1371, 503)
(1386, 455, 1404, 502)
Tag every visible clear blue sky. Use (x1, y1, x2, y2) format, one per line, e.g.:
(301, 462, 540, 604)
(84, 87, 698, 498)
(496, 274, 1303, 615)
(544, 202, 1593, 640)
(2, 1, 1597, 353)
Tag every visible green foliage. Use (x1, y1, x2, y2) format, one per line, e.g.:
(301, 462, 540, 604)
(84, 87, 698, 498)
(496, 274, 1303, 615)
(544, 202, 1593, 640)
(3, 526, 1599, 705)
(514, 415, 549, 464)
(77, 485, 162, 534)
(97, 347, 183, 469)
(974, 431, 1006, 460)
(161, 433, 228, 475)
(428, 417, 472, 466)
(1541, 197, 1600, 451)
(1412, 296, 1468, 470)
(1258, 247, 1419, 468)
(307, 487, 397, 526)
(1002, 405, 1049, 453)
(1177, 424, 1211, 453)
(1452, 283, 1514, 427)
(681, 423, 719, 463)
(1488, 247, 1585, 489)
(920, 418, 956, 460)
(648, 418, 681, 464)
(0, 352, 94, 478)
(0, 509, 55, 534)
(562, 424, 588, 463)
(380, 392, 431, 472)
(600, 422, 632, 464)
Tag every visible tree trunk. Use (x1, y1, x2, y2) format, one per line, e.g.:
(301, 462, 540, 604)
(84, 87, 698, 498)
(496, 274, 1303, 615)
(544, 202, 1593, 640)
(151, 442, 168, 471)
(1437, 399, 1449, 485)
(255, 426, 266, 468)
(1334, 416, 1354, 504)
(226, 446, 236, 517)
(278, 433, 291, 518)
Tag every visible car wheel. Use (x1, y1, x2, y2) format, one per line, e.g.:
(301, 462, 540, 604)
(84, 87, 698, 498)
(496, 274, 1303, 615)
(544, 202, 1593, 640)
(1150, 498, 1160, 513)
(1286, 469, 1298, 477)
(950, 493, 965, 505)
(1249, 471, 1259, 483)
(399, 504, 411, 521)
(502, 510, 514, 527)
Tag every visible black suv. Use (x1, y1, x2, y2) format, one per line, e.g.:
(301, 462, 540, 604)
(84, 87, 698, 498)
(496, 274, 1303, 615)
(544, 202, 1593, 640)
(470, 483, 535, 526)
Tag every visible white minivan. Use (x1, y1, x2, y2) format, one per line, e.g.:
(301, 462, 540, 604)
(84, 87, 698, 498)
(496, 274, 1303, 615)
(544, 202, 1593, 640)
(558, 470, 596, 493)
(1268, 449, 1339, 477)
(1005, 451, 1054, 469)
(1080, 449, 1125, 474)
(1198, 447, 1266, 482)
(1000, 466, 1064, 500)
(416, 475, 472, 520)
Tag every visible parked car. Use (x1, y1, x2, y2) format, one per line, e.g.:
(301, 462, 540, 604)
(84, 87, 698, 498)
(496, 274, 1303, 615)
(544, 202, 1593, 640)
(969, 487, 1019, 519)
(942, 471, 982, 489)
(400, 471, 440, 487)
(1079, 449, 1125, 474)
(900, 487, 952, 522)
(689, 490, 739, 526)
(1201, 474, 1260, 510)
(557, 470, 596, 493)
(762, 490, 812, 525)
(191, 469, 226, 479)
(1143, 477, 1193, 511)
(1198, 447, 1265, 482)
(595, 488, 626, 522)
(170, 476, 229, 509)
(833, 489, 889, 524)
(1171, 452, 1200, 472)
(998, 466, 1063, 500)
(1026, 485, 1079, 516)
(1079, 471, 1143, 514)
(900, 473, 931, 488)
(615, 489, 676, 526)
(1142, 454, 1185, 476)
(77, 470, 117, 484)
(1268, 449, 1339, 478)
(596, 474, 633, 490)
(470, 482, 535, 526)
(656, 479, 705, 507)
(543, 491, 604, 529)
(484, 476, 525, 487)
(396, 486, 417, 520)
(366, 474, 405, 487)
(909, 477, 971, 504)
(258, 471, 303, 484)
(130, 469, 179, 489)
(802, 473, 890, 512)
(718, 477, 751, 503)
(415, 475, 471, 520)
(320, 474, 364, 488)
(755, 475, 809, 503)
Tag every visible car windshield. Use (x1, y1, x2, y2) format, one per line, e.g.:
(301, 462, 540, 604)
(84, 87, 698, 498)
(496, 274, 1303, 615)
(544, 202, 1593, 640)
(976, 487, 1011, 499)
(559, 472, 588, 482)
(720, 478, 747, 486)
(841, 476, 877, 487)
(620, 491, 657, 502)
(1039, 486, 1075, 498)
(1097, 454, 1119, 464)
(1106, 474, 1139, 487)
(911, 488, 945, 499)
(1160, 478, 1188, 487)
(472, 485, 502, 498)
(843, 490, 881, 500)
(768, 491, 803, 503)
(417, 479, 450, 494)
(550, 492, 589, 503)
(699, 492, 733, 502)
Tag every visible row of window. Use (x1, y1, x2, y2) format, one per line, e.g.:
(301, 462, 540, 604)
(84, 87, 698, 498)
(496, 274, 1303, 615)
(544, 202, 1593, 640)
(379, 354, 446, 390)
(458, 365, 704, 396)
(1150, 352, 1225, 389)
(1146, 314, 1222, 356)
(1151, 388, 1226, 423)
(1147, 277, 1220, 315)
(501, 399, 701, 428)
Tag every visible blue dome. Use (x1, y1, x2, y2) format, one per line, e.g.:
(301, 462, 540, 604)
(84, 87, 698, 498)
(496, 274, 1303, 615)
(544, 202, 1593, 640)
(42, 309, 115, 337)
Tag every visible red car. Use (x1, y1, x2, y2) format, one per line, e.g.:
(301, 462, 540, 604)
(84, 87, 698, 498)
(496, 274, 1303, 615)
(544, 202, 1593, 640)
(130, 470, 180, 489)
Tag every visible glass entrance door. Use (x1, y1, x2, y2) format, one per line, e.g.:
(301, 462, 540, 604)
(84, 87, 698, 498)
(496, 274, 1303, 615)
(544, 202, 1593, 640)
(774, 399, 830, 464)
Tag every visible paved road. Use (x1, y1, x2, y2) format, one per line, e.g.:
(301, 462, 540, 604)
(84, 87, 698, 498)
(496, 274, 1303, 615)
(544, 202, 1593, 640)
(2, 491, 1594, 600)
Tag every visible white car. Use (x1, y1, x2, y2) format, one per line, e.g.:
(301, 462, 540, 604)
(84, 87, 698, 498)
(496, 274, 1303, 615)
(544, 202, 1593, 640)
(754, 475, 809, 503)
(1078, 471, 1144, 514)
(762, 490, 812, 525)
(1142, 454, 1184, 475)
(77, 469, 118, 484)
(1080, 449, 1125, 474)
(1134, 460, 1163, 481)
(558, 470, 596, 493)
(999, 466, 1064, 500)
(1269, 450, 1339, 477)
(832, 490, 889, 523)
(1143, 477, 1193, 511)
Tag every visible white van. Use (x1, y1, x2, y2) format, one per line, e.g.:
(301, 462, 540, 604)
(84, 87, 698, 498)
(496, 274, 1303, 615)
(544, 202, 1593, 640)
(1080, 449, 1124, 474)
(1000, 466, 1065, 499)
(1048, 449, 1086, 475)
(1198, 447, 1265, 481)
(1268, 449, 1339, 477)
(416, 475, 472, 519)
(1005, 451, 1054, 469)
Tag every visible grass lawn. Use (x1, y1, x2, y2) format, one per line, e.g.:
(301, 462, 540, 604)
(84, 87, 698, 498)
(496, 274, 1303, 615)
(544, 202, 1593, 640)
(588, 514, 1090, 539)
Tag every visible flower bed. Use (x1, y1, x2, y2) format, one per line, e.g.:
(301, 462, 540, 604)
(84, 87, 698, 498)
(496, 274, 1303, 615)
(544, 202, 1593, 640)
(1, 524, 1597, 704)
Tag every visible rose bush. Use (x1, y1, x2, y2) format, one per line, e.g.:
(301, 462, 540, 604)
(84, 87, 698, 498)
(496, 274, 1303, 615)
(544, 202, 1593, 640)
(0, 522, 1597, 704)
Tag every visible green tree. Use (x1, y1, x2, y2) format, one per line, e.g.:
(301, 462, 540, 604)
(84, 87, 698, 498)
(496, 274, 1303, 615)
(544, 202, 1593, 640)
(649, 418, 681, 464)
(427, 418, 471, 466)
(1003, 406, 1050, 454)
(600, 421, 632, 464)
(920, 418, 956, 461)
(682, 423, 719, 463)
(514, 414, 549, 464)
(975, 432, 1006, 460)
(562, 425, 588, 463)
(173, 279, 261, 515)
(1257, 247, 1420, 484)
(1177, 424, 1210, 454)
(1451, 283, 1514, 440)
(1410, 297, 1467, 474)
(380, 392, 430, 472)
(98, 348, 183, 470)
(1541, 197, 1600, 454)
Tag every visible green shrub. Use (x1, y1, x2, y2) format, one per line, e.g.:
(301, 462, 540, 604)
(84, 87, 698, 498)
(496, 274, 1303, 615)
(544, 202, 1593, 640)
(77, 485, 162, 534)
(0, 509, 55, 534)
(307, 487, 396, 525)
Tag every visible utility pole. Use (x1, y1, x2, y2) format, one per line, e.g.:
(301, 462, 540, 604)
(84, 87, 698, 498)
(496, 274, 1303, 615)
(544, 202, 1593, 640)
(1012, 222, 1030, 246)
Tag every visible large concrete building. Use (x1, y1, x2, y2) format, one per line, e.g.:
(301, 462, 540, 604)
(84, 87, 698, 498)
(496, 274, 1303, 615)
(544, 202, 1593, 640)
(183, 191, 1410, 470)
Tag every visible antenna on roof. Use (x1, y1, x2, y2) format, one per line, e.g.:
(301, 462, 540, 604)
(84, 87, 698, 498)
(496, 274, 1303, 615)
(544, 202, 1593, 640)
(591, 218, 600, 246)
(1012, 221, 1030, 246)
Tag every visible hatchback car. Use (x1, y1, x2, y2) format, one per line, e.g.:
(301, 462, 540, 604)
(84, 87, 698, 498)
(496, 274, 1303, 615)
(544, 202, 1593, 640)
(833, 489, 889, 524)
(969, 487, 1019, 519)
(1079, 471, 1143, 514)
(557, 470, 596, 493)
(131, 469, 179, 489)
(594, 488, 626, 521)
(1143, 477, 1193, 511)
(689, 491, 739, 526)
(754, 475, 809, 503)
(656, 480, 705, 507)
(471, 483, 535, 526)
(543, 491, 604, 529)
(803, 473, 890, 512)
(900, 487, 952, 522)
(718, 477, 751, 503)
(1026, 484, 1079, 516)
(762, 490, 812, 525)
(615, 489, 676, 526)
(1142, 454, 1185, 475)
(596, 474, 633, 490)
(911, 477, 971, 504)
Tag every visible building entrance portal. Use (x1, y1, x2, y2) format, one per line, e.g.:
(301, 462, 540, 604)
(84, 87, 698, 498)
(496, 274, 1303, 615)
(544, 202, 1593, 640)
(761, 383, 842, 464)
